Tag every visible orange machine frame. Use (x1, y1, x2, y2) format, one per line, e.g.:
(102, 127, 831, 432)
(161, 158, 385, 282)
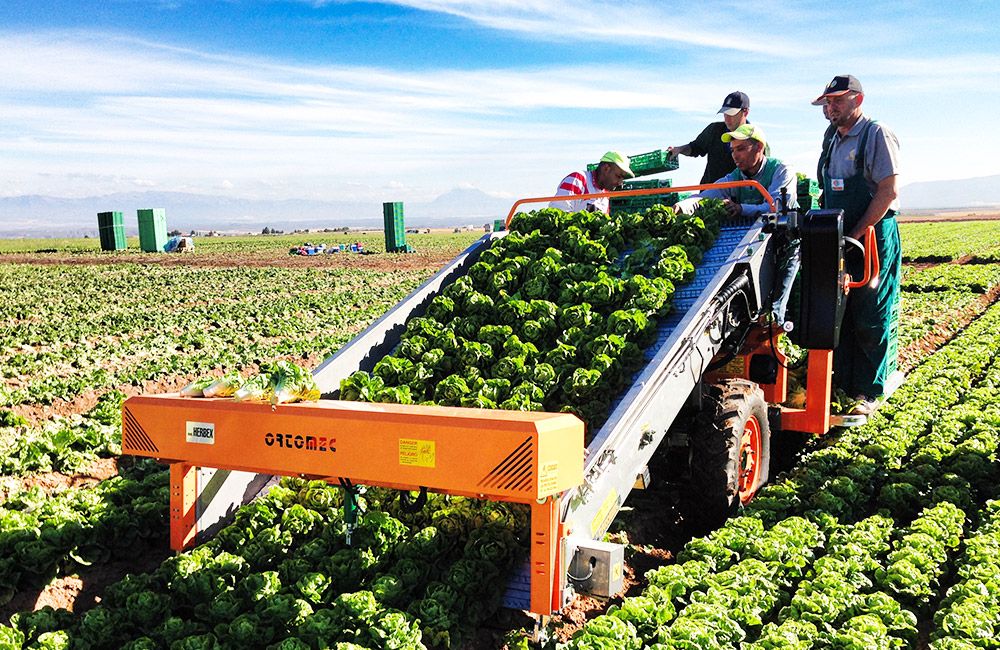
(705, 225, 881, 435)
(122, 395, 583, 614)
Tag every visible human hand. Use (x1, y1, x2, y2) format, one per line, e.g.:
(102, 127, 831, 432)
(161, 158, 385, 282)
(723, 199, 742, 218)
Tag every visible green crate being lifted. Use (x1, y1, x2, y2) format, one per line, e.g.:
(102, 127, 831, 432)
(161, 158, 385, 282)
(587, 149, 679, 178)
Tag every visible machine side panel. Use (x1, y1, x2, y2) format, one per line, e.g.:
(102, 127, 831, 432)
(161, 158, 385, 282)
(123, 396, 583, 500)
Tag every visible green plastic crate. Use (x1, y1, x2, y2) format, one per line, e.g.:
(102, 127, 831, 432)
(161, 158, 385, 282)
(797, 196, 821, 211)
(797, 177, 821, 198)
(137, 209, 167, 252)
(98, 224, 126, 251)
(97, 211, 123, 228)
(493, 219, 506, 232)
(628, 150, 680, 176)
(587, 150, 679, 178)
(383, 202, 409, 252)
(886, 295, 900, 376)
(621, 178, 673, 191)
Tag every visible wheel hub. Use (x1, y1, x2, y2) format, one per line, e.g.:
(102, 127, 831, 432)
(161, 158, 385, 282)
(738, 416, 762, 503)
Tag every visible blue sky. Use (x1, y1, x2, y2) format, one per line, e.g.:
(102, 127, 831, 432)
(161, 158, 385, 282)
(2, 0, 998, 206)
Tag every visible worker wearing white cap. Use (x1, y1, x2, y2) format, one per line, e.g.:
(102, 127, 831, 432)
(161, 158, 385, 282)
(550, 151, 634, 214)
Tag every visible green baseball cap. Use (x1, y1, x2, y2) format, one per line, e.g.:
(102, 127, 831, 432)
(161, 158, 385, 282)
(599, 151, 634, 178)
(721, 124, 766, 146)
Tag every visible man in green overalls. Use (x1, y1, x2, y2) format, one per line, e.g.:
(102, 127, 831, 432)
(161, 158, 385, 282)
(675, 123, 800, 322)
(813, 75, 901, 415)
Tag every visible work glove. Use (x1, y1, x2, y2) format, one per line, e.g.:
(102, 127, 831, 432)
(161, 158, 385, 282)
(674, 197, 701, 215)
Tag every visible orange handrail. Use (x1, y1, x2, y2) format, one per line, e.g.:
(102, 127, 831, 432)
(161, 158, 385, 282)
(846, 225, 881, 289)
(503, 179, 776, 226)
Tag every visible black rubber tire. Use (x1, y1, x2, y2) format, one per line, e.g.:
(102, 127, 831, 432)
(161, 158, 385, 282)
(684, 379, 771, 534)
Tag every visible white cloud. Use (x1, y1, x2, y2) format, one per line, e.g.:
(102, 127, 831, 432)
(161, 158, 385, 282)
(317, 0, 809, 56)
(0, 24, 998, 200)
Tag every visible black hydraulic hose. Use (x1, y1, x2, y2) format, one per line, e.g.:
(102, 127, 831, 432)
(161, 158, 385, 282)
(711, 271, 750, 310)
(704, 272, 753, 373)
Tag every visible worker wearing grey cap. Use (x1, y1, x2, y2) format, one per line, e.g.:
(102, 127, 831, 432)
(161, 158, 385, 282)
(668, 91, 764, 184)
(813, 74, 901, 415)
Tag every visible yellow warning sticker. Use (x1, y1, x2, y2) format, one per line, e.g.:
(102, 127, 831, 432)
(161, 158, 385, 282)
(612, 562, 623, 580)
(399, 439, 436, 468)
(539, 461, 559, 495)
(590, 488, 620, 538)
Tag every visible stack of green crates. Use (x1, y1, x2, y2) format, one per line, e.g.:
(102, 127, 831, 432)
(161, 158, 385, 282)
(137, 208, 168, 252)
(383, 202, 412, 252)
(97, 211, 126, 251)
(493, 219, 506, 233)
(588, 150, 679, 178)
(886, 294, 901, 377)
(797, 177, 821, 211)
(610, 179, 675, 216)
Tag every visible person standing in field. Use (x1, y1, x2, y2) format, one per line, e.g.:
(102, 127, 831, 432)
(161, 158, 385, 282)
(667, 91, 766, 185)
(813, 74, 901, 415)
(550, 151, 634, 214)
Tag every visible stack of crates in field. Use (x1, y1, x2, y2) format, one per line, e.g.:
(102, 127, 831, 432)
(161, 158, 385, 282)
(137, 208, 168, 252)
(493, 219, 506, 233)
(610, 179, 676, 217)
(383, 202, 413, 253)
(97, 211, 126, 251)
(798, 177, 821, 211)
(886, 294, 901, 377)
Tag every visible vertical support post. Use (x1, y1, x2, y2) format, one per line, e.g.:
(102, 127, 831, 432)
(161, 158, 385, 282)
(758, 330, 788, 404)
(780, 349, 833, 434)
(529, 496, 562, 615)
(170, 462, 198, 551)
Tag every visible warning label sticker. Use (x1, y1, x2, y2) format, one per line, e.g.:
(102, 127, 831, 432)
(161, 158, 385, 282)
(399, 439, 436, 468)
(539, 461, 559, 494)
(590, 488, 620, 538)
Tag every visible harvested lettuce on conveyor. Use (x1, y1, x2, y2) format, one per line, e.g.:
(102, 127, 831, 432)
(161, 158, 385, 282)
(338, 201, 727, 435)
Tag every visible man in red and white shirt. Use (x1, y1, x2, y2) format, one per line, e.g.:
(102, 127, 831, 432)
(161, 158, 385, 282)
(550, 151, 633, 214)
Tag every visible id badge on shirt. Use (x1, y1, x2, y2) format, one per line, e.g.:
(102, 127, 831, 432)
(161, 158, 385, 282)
(830, 178, 845, 191)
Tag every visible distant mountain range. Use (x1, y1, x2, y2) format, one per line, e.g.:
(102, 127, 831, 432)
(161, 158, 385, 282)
(1, 175, 997, 237)
(898, 175, 1000, 211)
(0, 188, 515, 238)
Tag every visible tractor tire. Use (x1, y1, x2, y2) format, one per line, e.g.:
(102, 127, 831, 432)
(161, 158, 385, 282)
(684, 379, 771, 534)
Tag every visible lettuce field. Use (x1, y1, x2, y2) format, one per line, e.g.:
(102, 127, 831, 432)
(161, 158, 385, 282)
(2, 217, 1000, 649)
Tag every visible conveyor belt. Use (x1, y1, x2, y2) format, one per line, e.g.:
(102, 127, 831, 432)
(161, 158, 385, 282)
(609, 221, 755, 413)
(503, 221, 757, 611)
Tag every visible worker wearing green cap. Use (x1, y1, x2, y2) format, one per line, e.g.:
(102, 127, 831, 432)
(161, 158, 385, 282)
(813, 75, 901, 415)
(551, 151, 634, 214)
(674, 124, 797, 219)
(674, 124, 799, 322)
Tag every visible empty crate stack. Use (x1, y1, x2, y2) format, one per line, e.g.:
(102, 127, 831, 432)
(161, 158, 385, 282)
(97, 212, 127, 251)
(137, 209, 168, 253)
(383, 202, 413, 253)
